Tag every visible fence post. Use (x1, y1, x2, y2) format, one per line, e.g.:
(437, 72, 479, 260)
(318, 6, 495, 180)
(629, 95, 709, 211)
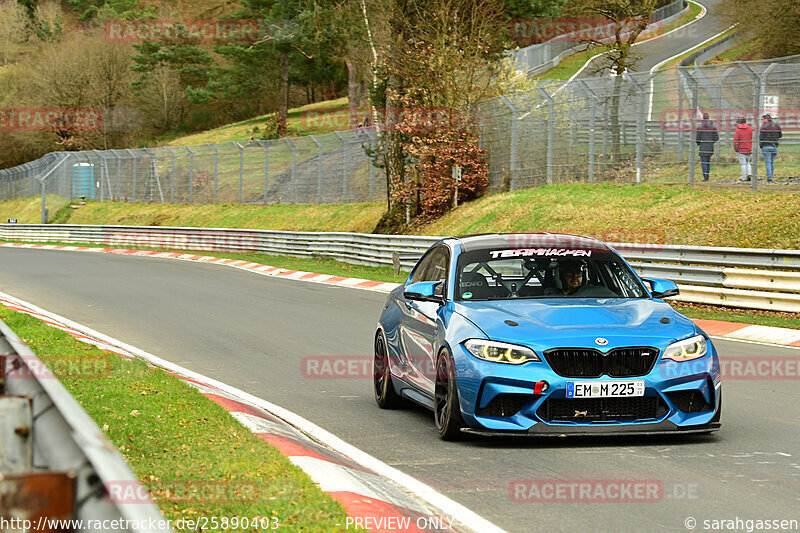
(738, 61, 762, 192)
(185, 146, 194, 203)
(716, 67, 736, 164)
(538, 88, 554, 185)
(677, 77, 684, 163)
(285, 139, 296, 204)
(499, 95, 518, 189)
(579, 81, 598, 184)
(260, 141, 269, 204)
(678, 67, 698, 186)
(335, 131, 348, 202)
(624, 73, 648, 185)
(310, 135, 323, 203)
(206, 143, 218, 203)
(113, 150, 122, 200)
(233, 142, 244, 203)
(126, 149, 137, 202)
(369, 133, 376, 201)
(163, 147, 175, 202)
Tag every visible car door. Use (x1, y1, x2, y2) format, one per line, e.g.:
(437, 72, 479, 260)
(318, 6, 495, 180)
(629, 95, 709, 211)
(398, 245, 449, 397)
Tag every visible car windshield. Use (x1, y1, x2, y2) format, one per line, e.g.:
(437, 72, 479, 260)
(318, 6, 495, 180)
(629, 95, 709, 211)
(455, 248, 648, 301)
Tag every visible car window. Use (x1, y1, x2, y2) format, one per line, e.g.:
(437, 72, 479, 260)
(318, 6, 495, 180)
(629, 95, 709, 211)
(455, 248, 647, 301)
(410, 246, 449, 284)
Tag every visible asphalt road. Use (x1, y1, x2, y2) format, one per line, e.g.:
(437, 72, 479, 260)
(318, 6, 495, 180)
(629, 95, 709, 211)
(578, 0, 727, 77)
(1, 248, 798, 532)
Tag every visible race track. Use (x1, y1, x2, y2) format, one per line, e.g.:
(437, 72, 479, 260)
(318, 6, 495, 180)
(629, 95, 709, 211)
(1, 247, 798, 532)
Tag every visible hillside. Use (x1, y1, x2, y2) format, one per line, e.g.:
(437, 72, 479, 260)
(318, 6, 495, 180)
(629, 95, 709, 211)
(3, 184, 799, 250)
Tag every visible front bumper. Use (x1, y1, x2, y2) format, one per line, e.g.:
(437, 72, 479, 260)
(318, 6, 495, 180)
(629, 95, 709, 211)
(453, 342, 722, 434)
(462, 420, 721, 437)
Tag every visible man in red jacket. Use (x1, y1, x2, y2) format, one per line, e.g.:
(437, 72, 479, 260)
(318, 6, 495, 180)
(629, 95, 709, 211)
(733, 117, 753, 182)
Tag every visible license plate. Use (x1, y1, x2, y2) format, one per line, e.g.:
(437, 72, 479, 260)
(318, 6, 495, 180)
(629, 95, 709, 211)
(566, 380, 645, 398)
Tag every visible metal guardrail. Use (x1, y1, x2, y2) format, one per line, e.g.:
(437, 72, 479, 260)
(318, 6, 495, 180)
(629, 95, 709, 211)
(1, 225, 799, 312)
(0, 317, 170, 532)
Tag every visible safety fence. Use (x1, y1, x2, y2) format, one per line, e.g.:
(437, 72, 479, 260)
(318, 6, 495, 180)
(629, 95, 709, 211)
(3, 57, 800, 219)
(1, 224, 798, 312)
(0, 317, 169, 531)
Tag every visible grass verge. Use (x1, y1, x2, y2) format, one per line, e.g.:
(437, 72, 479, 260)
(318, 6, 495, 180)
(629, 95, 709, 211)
(0, 306, 358, 531)
(166, 98, 350, 146)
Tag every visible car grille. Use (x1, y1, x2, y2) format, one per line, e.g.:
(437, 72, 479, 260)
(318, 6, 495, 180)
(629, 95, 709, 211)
(538, 396, 667, 422)
(543, 347, 659, 378)
(476, 393, 532, 418)
(665, 390, 713, 413)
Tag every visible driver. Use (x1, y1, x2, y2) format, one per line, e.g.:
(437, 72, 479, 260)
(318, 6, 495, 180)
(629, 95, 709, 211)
(545, 259, 586, 296)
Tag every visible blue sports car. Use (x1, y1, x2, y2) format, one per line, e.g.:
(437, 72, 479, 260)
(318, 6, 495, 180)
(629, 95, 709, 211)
(374, 233, 722, 440)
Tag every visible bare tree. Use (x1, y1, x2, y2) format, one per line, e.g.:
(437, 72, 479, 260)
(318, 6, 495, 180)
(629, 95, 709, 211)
(0, 0, 28, 65)
(564, 0, 657, 162)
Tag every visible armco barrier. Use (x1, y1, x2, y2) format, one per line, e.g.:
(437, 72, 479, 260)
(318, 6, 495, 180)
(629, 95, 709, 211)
(0, 317, 170, 531)
(1, 224, 799, 312)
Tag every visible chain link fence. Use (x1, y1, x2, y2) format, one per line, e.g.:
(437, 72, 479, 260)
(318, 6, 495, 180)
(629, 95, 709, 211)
(2, 56, 800, 222)
(478, 56, 800, 192)
(0, 129, 386, 221)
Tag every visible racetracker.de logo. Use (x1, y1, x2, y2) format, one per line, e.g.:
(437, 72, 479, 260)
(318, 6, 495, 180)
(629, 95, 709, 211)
(104, 19, 267, 43)
(0, 108, 102, 132)
(510, 479, 663, 503)
(105, 480, 261, 504)
(660, 109, 800, 132)
(509, 17, 656, 46)
(3, 355, 111, 380)
(661, 356, 800, 380)
(301, 106, 463, 134)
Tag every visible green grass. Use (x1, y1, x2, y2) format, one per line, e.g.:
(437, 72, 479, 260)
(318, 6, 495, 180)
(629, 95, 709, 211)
(2, 197, 386, 234)
(706, 38, 762, 64)
(672, 302, 800, 330)
(168, 98, 351, 147)
(0, 195, 70, 223)
(4, 183, 800, 249)
(536, 1, 703, 80)
(422, 183, 800, 249)
(0, 306, 360, 532)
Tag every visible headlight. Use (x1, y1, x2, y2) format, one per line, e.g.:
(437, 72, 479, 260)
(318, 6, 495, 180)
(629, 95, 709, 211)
(662, 335, 708, 362)
(464, 339, 539, 364)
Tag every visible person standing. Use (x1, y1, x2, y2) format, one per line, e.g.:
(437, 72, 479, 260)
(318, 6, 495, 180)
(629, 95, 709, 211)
(759, 113, 782, 182)
(696, 113, 719, 181)
(733, 117, 753, 182)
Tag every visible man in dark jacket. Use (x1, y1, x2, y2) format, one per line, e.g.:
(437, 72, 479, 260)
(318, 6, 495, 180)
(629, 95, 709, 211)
(759, 114, 782, 182)
(696, 113, 719, 181)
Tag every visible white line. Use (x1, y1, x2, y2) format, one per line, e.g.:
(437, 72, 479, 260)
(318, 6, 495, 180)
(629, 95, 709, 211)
(0, 290, 506, 533)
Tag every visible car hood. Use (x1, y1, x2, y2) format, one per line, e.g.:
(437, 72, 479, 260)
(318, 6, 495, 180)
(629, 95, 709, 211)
(452, 298, 696, 349)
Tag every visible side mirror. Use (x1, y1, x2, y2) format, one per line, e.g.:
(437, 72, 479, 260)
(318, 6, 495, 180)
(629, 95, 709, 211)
(404, 281, 444, 304)
(643, 278, 679, 299)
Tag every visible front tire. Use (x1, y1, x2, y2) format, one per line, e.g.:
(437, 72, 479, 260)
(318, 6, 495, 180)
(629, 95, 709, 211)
(374, 331, 404, 409)
(434, 349, 465, 440)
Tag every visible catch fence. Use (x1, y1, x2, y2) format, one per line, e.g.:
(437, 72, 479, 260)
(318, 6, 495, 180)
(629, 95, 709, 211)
(2, 57, 800, 221)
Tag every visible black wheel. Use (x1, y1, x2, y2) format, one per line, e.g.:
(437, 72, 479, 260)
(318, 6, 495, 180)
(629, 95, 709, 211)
(434, 349, 465, 440)
(374, 331, 404, 409)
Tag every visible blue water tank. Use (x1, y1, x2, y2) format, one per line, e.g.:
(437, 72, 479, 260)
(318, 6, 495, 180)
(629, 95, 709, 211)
(73, 163, 94, 199)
